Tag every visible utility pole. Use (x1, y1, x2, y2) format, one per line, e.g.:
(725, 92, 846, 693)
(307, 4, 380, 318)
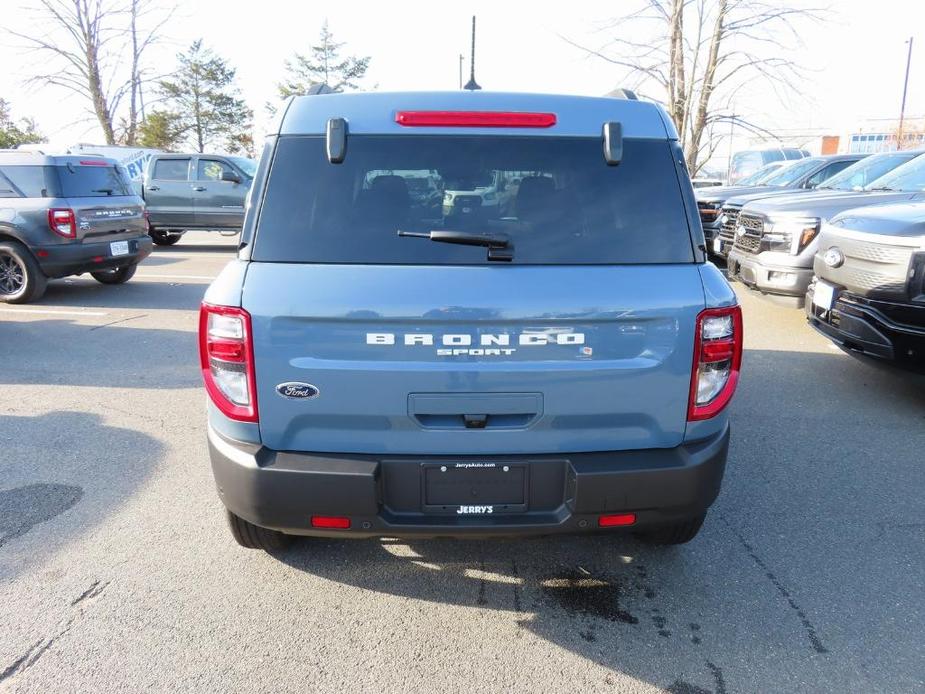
(897, 37, 914, 150)
(463, 16, 481, 91)
(458, 54, 464, 90)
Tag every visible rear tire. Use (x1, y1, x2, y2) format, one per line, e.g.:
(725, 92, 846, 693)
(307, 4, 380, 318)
(0, 241, 47, 304)
(150, 229, 182, 246)
(91, 263, 137, 284)
(637, 513, 706, 546)
(226, 510, 292, 551)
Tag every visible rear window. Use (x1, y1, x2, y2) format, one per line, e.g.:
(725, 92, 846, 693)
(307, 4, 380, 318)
(253, 136, 694, 265)
(57, 163, 133, 198)
(0, 165, 58, 198)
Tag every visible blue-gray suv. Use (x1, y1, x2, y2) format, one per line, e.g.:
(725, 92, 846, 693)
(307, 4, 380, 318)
(0, 152, 151, 303)
(199, 91, 743, 551)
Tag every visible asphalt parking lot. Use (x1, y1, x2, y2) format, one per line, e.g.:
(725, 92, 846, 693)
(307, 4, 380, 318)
(1, 232, 923, 694)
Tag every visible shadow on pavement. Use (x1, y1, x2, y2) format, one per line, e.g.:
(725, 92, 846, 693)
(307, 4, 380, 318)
(267, 348, 924, 692)
(0, 318, 198, 389)
(35, 279, 209, 313)
(0, 411, 164, 580)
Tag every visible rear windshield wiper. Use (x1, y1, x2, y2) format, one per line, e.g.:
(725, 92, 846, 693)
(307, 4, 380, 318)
(397, 229, 513, 261)
(92, 188, 114, 195)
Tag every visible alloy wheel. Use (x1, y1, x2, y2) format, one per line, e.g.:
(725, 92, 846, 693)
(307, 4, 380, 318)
(0, 253, 26, 296)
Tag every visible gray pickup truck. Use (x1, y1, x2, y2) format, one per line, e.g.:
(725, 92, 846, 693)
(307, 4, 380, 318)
(807, 202, 925, 372)
(142, 153, 255, 245)
(726, 151, 925, 306)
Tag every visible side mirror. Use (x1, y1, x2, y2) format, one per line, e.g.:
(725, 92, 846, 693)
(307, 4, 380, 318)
(603, 122, 623, 166)
(221, 171, 242, 184)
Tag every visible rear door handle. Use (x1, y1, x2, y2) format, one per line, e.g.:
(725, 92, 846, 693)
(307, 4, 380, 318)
(192, 186, 206, 192)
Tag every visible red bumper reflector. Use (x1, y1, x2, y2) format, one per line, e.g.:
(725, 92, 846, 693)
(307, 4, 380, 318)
(395, 110, 557, 128)
(92, 256, 104, 263)
(598, 513, 636, 527)
(36, 249, 49, 258)
(311, 515, 351, 529)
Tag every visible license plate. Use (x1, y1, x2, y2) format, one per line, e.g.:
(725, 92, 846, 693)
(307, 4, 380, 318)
(422, 463, 527, 513)
(712, 238, 723, 254)
(110, 241, 129, 257)
(813, 280, 836, 310)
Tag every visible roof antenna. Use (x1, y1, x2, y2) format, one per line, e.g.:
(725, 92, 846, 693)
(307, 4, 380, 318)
(463, 16, 481, 90)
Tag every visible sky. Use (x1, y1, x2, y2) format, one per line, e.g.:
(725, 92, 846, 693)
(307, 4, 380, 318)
(1, 0, 923, 164)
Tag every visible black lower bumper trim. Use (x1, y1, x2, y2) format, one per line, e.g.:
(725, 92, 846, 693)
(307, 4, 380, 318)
(208, 425, 730, 538)
(806, 288, 925, 372)
(36, 236, 153, 278)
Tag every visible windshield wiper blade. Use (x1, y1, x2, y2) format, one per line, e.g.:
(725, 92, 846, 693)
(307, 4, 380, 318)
(397, 229, 513, 261)
(92, 188, 114, 195)
(865, 186, 895, 192)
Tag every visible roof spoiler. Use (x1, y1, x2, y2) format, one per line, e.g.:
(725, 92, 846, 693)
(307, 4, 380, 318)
(607, 88, 638, 100)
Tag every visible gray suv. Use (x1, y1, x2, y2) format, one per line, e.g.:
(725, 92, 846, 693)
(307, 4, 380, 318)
(0, 152, 152, 303)
(727, 151, 925, 305)
(142, 153, 255, 246)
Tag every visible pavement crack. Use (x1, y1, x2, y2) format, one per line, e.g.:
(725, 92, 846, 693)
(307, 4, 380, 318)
(721, 514, 829, 654)
(477, 557, 488, 606)
(89, 313, 147, 331)
(705, 661, 727, 694)
(71, 579, 109, 606)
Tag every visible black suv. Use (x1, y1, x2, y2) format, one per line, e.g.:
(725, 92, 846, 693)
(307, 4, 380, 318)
(0, 152, 152, 303)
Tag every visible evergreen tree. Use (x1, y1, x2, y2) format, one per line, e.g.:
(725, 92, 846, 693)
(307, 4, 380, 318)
(136, 110, 185, 151)
(278, 21, 371, 97)
(0, 99, 43, 149)
(158, 40, 253, 153)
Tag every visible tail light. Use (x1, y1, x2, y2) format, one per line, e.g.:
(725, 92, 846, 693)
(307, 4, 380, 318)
(48, 208, 76, 238)
(199, 303, 258, 422)
(688, 306, 743, 421)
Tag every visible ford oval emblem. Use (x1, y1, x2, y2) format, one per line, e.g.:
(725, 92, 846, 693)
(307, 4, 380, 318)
(823, 246, 845, 268)
(276, 382, 319, 399)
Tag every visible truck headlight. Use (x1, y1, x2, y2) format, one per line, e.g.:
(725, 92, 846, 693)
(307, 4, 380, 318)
(443, 192, 453, 203)
(764, 217, 820, 255)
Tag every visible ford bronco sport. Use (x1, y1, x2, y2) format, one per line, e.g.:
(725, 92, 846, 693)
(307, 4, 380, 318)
(199, 91, 742, 551)
(0, 152, 151, 303)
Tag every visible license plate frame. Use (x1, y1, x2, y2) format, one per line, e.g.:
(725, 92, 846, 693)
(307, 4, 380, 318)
(813, 280, 836, 311)
(110, 240, 130, 257)
(421, 462, 528, 514)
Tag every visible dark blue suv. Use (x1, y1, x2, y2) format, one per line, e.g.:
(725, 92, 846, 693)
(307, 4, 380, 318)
(199, 91, 743, 551)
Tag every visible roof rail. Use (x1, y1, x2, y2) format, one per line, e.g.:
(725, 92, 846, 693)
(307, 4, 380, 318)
(606, 88, 639, 101)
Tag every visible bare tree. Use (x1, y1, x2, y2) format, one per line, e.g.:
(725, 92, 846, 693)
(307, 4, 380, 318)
(7, 0, 173, 145)
(566, 1, 822, 174)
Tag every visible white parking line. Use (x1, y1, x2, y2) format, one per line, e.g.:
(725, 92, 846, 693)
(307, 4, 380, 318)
(135, 273, 216, 281)
(0, 308, 108, 317)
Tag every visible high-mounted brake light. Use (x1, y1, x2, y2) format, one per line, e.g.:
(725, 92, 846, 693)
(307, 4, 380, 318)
(395, 111, 557, 128)
(79, 159, 109, 166)
(47, 208, 76, 238)
(199, 303, 258, 422)
(688, 306, 743, 421)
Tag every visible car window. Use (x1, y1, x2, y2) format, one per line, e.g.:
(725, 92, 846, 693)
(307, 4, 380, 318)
(805, 160, 854, 188)
(227, 156, 256, 177)
(762, 158, 822, 186)
(818, 153, 917, 191)
(153, 159, 190, 181)
(730, 151, 764, 181)
(866, 154, 925, 192)
(198, 159, 235, 181)
(253, 135, 694, 266)
(56, 163, 133, 197)
(0, 165, 57, 198)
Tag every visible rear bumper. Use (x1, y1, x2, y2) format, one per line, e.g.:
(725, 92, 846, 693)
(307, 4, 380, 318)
(806, 285, 925, 372)
(208, 424, 730, 538)
(728, 249, 813, 305)
(36, 236, 153, 278)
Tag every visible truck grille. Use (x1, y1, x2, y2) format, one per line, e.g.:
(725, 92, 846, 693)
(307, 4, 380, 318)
(718, 206, 740, 243)
(732, 212, 764, 254)
(817, 233, 918, 298)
